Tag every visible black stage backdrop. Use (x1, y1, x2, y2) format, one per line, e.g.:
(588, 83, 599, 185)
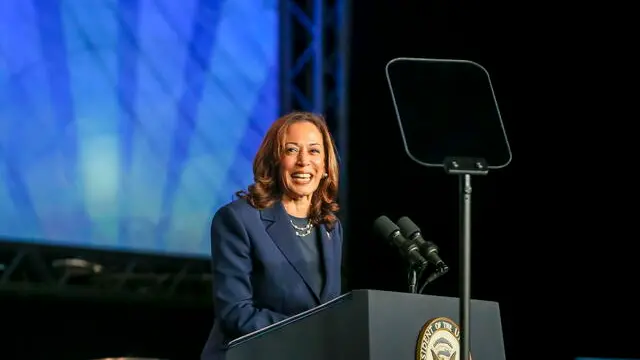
(1, 1, 637, 360)
(346, 1, 526, 358)
(347, 1, 637, 360)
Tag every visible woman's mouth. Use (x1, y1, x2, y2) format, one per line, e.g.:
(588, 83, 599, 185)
(291, 172, 313, 184)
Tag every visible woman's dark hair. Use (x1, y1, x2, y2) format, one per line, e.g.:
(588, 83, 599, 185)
(236, 111, 340, 229)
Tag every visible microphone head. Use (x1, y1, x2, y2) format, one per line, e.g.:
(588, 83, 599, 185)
(397, 216, 420, 237)
(373, 215, 400, 240)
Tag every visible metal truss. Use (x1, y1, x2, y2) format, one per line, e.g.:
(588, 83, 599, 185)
(0, 239, 211, 304)
(280, 0, 351, 228)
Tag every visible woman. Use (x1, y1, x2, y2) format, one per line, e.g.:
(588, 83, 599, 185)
(201, 111, 343, 360)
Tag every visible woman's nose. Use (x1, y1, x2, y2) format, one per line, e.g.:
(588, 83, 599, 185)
(297, 151, 310, 164)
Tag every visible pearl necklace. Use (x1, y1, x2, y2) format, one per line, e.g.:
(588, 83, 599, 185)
(290, 219, 313, 237)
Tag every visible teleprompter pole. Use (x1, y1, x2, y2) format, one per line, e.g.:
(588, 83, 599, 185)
(443, 157, 488, 360)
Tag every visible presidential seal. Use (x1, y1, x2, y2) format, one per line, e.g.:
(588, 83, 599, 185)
(416, 317, 471, 360)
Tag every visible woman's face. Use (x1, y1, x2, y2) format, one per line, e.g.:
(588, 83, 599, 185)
(279, 121, 326, 200)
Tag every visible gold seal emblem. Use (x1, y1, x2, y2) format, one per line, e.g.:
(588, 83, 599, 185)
(416, 317, 471, 360)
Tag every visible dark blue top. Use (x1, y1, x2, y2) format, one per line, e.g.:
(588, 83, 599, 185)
(200, 198, 343, 360)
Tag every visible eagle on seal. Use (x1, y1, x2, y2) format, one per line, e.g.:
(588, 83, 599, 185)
(431, 349, 457, 360)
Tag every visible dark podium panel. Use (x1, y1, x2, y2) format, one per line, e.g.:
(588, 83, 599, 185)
(226, 289, 505, 360)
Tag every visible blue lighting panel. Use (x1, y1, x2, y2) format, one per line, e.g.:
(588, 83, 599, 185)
(0, 0, 279, 257)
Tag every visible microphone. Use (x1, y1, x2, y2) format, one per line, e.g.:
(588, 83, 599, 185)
(373, 215, 428, 271)
(397, 216, 448, 271)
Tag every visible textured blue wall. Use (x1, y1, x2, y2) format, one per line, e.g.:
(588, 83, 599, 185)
(0, 0, 279, 257)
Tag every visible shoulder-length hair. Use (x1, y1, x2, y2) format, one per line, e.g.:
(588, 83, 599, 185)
(236, 111, 340, 230)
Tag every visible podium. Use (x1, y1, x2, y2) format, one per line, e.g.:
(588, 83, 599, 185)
(226, 289, 506, 360)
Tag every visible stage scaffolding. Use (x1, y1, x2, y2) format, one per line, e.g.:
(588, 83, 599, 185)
(0, 238, 211, 304)
(280, 0, 351, 233)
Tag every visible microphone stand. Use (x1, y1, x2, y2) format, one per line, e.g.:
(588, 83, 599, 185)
(443, 157, 488, 360)
(417, 263, 449, 294)
(408, 263, 427, 294)
(408, 266, 418, 294)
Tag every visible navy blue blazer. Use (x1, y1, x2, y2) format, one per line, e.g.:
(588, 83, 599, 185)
(201, 198, 343, 360)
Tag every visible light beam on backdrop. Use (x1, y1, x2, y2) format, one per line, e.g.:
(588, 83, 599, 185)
(0, 0, 280, 257)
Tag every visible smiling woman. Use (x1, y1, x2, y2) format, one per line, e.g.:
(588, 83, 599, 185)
(279, 121, 327, 215)
(236, 111, 340, 227)
(201, 111, 343, 360)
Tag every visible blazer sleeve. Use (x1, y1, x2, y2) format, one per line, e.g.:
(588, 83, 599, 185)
(211, 205, 288, 338)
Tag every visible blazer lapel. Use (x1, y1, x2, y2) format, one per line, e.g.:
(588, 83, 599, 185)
(261, 201, 320, 303)
(319, 224, 334, 302)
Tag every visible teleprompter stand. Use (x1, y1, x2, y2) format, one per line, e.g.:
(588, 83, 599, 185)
(384, 56, 512, 360)
(443, 156, 489, 360)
